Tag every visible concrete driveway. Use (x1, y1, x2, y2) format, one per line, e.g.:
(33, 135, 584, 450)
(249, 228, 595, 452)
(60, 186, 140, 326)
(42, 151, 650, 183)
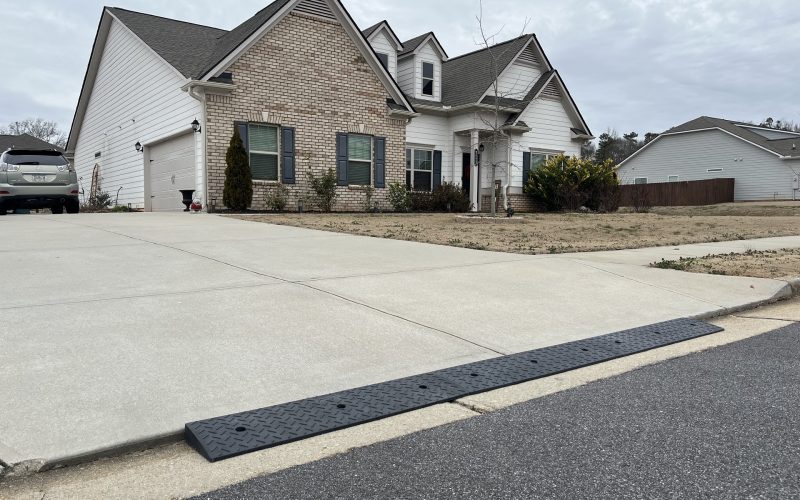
(0, 213, 794, 470)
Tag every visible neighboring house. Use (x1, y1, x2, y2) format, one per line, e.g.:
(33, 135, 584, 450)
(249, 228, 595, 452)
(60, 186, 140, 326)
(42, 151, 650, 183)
(67, 0, 592, 212)
(0, 134, 63, 152)
(618, 116, 800, 201)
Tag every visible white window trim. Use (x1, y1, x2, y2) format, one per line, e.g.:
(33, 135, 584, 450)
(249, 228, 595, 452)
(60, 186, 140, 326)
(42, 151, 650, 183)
(347, 134, 373, 186)
(530, 150, 563, 169)
(248, 122, 280, 182)
(421, 61, 435, 97)
(634, 177, 648, 185)
(668, 175, 679, 182)
(406, 146, 435, 192)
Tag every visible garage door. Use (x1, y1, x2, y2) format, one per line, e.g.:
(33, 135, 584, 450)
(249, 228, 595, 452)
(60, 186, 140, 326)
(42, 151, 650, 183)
(149, 133, 196, 211)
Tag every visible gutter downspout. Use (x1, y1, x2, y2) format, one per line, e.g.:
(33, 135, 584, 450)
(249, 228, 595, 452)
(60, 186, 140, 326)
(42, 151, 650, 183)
(185, 83, 208, 212)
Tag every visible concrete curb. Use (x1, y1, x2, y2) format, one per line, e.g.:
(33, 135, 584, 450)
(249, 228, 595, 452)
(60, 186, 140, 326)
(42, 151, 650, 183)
(693, 279, 799, 321)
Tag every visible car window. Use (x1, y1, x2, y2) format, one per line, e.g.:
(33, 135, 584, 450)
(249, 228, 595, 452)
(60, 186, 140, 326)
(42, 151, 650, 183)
(2, 151, 68, 166)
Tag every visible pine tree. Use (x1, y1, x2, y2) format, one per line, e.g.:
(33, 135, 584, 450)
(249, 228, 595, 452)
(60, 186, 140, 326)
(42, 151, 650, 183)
(223, 128, 253, 211)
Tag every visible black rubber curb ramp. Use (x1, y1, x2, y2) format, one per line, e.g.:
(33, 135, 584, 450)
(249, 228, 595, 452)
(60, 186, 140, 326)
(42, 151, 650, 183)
(186, 318, 722, 462)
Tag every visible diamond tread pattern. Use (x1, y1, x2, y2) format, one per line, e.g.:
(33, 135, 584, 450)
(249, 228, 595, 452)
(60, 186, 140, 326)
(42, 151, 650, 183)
(186, 318, 722, 462)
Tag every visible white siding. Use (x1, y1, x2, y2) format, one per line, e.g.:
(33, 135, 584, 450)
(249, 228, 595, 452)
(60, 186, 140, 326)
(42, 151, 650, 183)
(368, 29, 398, 79)
(397, 57, 415, 97)
(490, 61, 542, 100)
(508, 97, 581, 190)
(73, 19, 201, 209)
(413, 41, 442, 101)
(406, 114, 454, 183)
(618, 129, 800, 201)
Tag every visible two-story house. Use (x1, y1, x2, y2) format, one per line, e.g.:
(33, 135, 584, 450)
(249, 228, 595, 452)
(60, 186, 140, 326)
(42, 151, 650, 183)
(67, 0, 593, 212)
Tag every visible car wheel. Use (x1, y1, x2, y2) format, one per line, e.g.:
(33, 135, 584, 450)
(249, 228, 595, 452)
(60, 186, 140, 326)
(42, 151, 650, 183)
(65, 199, 80, 214)
(51, 203, 64, 215)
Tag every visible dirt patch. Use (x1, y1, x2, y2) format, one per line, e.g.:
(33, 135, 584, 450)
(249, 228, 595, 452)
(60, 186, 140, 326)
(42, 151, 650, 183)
(229, 207, 800, 255)
(652, 249, 800, 279)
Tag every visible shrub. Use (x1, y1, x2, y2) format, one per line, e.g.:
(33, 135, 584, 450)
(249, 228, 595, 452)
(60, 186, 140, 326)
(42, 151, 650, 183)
(387, 182, 411, 212)
(223, 128, 253, 211)
(82, 190, 112, 211)
(410, 183, 472, 212)
(308, 168, 338, 212)
(265, 184, 290, 212)
(524, 155, 620, 212)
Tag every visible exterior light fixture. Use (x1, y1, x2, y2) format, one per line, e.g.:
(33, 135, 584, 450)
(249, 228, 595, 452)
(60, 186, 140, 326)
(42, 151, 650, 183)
(479, 144, 485, 153)
(135, 141, 143, 153)
(191, 119, 202, 133)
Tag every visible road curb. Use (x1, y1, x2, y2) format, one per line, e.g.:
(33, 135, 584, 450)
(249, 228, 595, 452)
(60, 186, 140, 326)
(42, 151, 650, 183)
(694, 279, 798, 321)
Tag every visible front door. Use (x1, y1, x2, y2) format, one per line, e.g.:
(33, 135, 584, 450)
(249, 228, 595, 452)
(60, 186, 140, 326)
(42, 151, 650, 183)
(462, 153, 471, 194)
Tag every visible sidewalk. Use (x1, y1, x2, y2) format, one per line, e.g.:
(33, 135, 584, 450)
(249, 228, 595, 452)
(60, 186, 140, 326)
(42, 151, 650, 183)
(0, 213, 798, 478)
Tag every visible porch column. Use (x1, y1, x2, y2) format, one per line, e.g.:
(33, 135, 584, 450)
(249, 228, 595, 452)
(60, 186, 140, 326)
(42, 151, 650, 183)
(470, 129, 480, 212)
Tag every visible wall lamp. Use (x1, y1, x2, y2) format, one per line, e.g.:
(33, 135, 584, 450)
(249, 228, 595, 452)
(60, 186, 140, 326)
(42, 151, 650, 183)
(135, 141, 143, 153)
(474, 143, 485, 166)
(191, 119, 202, 134)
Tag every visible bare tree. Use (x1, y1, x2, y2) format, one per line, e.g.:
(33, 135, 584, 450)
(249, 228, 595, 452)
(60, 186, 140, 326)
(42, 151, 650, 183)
(475, 2, 531, 216)
(0, 118, 67, 149)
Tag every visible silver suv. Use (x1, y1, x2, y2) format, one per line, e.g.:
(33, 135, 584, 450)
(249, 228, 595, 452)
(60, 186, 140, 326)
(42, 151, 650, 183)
(0, 149, 80, 215)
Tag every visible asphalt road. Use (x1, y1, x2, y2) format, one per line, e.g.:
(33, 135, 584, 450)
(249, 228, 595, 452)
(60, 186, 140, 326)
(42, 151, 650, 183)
(196, 322, 800, 500)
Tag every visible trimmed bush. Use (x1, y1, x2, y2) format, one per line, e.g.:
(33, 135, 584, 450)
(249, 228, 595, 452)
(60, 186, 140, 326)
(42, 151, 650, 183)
(223, 128, 253, 211)
(265, 184, 290, 212)
(524, 155, 620, 212)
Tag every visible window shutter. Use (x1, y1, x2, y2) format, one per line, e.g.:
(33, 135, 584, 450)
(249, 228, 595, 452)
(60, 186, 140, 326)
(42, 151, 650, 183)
(336, 133, 348, 186)
(374, 137, 386, 188)
(235, 122, 249, 151)
(522, 152, 532, 187)
(432, 150, 443, 189)
(282, 127, 295, 184)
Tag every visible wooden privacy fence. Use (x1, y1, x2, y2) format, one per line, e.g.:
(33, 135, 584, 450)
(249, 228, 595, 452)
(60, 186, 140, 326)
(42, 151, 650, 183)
(620, 178, 735, 207)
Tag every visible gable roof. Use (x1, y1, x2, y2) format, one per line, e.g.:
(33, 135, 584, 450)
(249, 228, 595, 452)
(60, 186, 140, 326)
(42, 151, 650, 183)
(0, 134, 63, 152)
(362, 20, 403, 49)
(441, 35, 535, 108)
(634, 116, 800, 158)
(69, 0, 415, 152)
(399, 32, 448, 59)
(620, 116, 800, 165)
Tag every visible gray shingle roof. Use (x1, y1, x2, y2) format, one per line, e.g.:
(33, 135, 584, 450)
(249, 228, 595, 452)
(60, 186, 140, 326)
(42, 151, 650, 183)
(665, 116, 800, 159)
(362, 21, 383, 39)
(107, 8, 227, 79)
(107, 0, 291, 79)
(399, 33, 433, 57)
(0, 134, 63, 152)
(441, 35, 533, 108)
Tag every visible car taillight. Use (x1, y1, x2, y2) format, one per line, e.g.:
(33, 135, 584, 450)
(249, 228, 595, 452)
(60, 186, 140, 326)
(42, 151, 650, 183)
(0, 191, 10, 195)
(70, 190, 79, 194)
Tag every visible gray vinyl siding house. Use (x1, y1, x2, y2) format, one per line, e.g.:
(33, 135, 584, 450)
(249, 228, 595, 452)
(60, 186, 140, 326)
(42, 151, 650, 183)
(618, 116, 800, 202)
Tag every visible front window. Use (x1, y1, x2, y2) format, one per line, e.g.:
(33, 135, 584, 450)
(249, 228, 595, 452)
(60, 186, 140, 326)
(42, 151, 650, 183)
(531, 151, 561, 170)
(421, 62, 434, 96)
(248, 124, 279, 181)
(347, 134, 372, 186)
(634, 177, 648, 185)
(406, 147, 433, 191)
(376, 53, 389, 69)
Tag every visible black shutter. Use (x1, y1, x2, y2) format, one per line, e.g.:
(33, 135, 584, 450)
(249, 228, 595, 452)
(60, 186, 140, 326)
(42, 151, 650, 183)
(433, 150, 443, 189)
(374, 137, 386, 188)
(522, 152, 532, 187)
(235, 122, 249, 152)
(336, 133, 348, 186)
(282, 127, 295, 184)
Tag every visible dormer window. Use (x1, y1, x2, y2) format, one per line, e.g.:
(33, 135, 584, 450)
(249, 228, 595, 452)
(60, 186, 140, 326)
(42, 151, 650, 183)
(422, 62, 434, 96)
(376, 53, 389, 70)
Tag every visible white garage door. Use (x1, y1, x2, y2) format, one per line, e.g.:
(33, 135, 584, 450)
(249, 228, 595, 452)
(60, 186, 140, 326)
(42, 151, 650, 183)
(149, 134, 196, 212)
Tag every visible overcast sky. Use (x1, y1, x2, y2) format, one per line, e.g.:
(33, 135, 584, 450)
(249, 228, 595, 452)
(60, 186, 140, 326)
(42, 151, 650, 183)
(1, 0, 798, 138)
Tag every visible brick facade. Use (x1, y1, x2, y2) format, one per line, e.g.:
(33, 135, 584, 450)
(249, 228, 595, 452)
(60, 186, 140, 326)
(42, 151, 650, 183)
(204, 12, 407, 212)
(480, 193, 543, 213)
